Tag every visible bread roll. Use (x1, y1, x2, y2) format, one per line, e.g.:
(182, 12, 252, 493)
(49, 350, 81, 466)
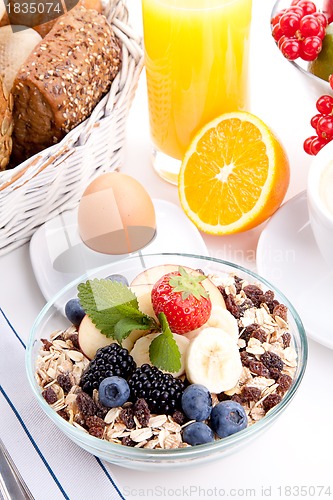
(0, 77, 13, 170)
(11, 5, 121, 165)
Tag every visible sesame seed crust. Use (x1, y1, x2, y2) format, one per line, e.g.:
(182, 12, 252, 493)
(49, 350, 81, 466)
(11, 5, 122, 165)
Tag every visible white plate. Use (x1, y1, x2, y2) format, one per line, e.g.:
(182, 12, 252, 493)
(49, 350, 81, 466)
(256, 191, 333, 350)
(30, 199, 209, 300)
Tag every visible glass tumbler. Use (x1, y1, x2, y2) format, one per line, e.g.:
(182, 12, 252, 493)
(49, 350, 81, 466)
(142, 0, 253, 185)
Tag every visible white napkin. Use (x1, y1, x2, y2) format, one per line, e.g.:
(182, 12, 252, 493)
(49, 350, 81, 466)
(0, 308, 126, 500)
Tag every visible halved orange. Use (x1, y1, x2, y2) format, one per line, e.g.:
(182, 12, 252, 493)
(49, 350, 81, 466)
(178, 111, 290, 235)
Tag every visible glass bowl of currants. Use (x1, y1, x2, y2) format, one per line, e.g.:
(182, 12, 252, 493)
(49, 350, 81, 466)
(271, 0, 333, 154)
(26, 253, 307, 470)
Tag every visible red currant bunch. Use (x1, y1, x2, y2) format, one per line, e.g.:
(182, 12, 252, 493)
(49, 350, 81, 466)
(304, 95, 333, 155)
(271, 0, 328, 61)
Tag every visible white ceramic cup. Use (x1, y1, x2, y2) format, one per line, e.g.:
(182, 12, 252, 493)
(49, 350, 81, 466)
(307, 141, 333, 271)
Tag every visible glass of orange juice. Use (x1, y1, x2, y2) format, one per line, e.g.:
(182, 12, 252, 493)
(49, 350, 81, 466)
(142, 0, 253, 185)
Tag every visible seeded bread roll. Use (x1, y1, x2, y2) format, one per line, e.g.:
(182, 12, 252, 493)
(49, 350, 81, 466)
(0, 76, 13, 170)
(11, 5, 121, 165)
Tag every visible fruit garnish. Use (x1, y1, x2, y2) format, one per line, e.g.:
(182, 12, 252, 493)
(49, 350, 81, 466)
(77, 278, 182, 373)
(149, 313, 182, 373)
(323, 0, 333, 24)
(185, 327, 242, 393)
(178, 111, 290, 235)
(80, 343, 137, 394)
(131, 327, 188, 376)
(151, 267, 212, 334)
(98, 376, 130, 408)
(182, 421, 214, 446)
(304, 94, 333, 154)
(78, 278, 157, 343)
(128, 364, 185, 414)
(210, 401, 248, 438)
(271, 0, 327, 61)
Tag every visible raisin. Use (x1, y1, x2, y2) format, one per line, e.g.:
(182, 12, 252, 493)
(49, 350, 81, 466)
(217, 392, 231, 402)
(239, 298, 256, 315)
(41, 338, 52, 351)
(262, 290, 277, 313)
(261, 351, 284, 373)
(133, 398, 150, 427)
(277, 374, 293, 395)
(57, 409, 69, 421)
(94, 399, 109, 419)
(241, 386, 261, 403)
(89, 426, 104, 439)
(224, 293, 241, 319)
(230, 394, 243, 405)
(243, 285, 265, 308)
(282, 333, 291, 348)
(248, 360, 271, 378)
(263, 393, 282, 412)
(172, 410, 187, 425)
(120, 406, 135, 429)
(42, 387, 58, 404)
(218, 286, 227, 299)
(122, 436, 135, 447)
(250, 327, 267, 344)
(68, 333, 80, 350)
(85, 415, 106, 429)
(234, 276, 243, 294)
(57, 373, 72, 393)
(269, 368, 282, 380)
(273, 303, 288, 322)
(241, 323, 267, 344)
(240, 324, 260, 343)
(240, 351, 255, 367)
(76, 392, 97, 417)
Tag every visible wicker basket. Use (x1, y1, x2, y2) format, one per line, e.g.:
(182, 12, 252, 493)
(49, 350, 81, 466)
(0, 0, 143, 256)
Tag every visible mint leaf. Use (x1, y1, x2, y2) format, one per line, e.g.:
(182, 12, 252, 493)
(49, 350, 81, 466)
(78, 279, 156, 342)
(149, 313, 181, 373)
(113, 317, 152, 344)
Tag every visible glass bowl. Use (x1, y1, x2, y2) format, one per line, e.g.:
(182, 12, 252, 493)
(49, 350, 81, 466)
(26, 253, 307, 470)
(271, 0, 333, 100)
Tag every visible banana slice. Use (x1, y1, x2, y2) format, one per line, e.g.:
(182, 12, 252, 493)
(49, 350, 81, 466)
(184, 306, 239, 342)
(0, 25, 42, 94)
(130, 331, 189, 377)
(185, 327, 242, 393)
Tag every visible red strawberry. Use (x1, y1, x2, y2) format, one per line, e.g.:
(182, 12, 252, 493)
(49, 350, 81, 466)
(151, 267, 212, 334)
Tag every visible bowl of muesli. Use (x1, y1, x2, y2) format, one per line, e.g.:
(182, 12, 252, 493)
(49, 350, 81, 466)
(26, 253, 307, 469)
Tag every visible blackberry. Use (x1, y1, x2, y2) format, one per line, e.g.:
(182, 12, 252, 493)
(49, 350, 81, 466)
(128, 364, 185, 415)
(80, 344, 136, 394)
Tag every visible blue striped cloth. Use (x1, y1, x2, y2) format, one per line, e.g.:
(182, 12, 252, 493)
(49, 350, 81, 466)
(0, 308, 126, 500)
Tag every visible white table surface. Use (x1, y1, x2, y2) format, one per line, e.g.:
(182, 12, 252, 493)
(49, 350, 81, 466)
(1, 1, 333, 499)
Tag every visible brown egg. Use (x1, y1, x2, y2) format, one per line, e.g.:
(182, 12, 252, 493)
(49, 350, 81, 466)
(78, 172, 156, 254)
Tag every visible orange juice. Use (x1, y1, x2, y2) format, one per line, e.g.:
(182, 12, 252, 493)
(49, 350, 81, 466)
(142, 0, 252, 163)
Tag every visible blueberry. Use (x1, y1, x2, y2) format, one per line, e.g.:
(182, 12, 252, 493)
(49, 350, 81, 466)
(98, 376, 130, 408)
(182, 422, 214, 446)
(210, 401, 248, 438)
(181, 384, 212, 421)
(105, 274, 129, 286)
(65, 298, 85, 326)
